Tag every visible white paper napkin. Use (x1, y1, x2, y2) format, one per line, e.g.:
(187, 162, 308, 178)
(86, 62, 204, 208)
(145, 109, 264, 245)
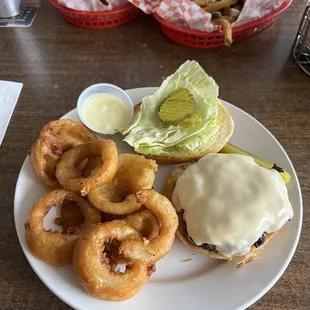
(0, 81, 23, 146)
(58, 0, 128, 11)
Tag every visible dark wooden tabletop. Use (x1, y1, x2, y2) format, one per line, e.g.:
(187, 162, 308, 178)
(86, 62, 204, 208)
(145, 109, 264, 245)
(0, 1, 309, 309)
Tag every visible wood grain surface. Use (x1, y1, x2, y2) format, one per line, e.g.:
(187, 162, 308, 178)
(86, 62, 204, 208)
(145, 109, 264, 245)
(0, 1, 309, 309)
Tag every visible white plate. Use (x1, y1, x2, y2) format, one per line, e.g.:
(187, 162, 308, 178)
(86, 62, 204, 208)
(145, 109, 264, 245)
(14, 87, 302, 310)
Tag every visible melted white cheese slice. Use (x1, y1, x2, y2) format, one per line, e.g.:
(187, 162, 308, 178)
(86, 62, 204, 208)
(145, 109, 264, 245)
(171, 154, 293, 257)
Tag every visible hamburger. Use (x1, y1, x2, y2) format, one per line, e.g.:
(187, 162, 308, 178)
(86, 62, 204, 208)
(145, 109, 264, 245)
(164, 153, 294, 267)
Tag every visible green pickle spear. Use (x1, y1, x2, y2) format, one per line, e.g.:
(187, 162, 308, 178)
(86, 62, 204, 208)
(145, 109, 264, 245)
(219, 143, 291, 184)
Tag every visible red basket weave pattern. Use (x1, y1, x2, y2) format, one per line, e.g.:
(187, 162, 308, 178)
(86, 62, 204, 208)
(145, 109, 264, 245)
(49, 0, 142, 29)
(153, 0, 292, 49)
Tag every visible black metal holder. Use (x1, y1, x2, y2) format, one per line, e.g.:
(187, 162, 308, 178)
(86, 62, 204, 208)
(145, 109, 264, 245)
(291, 1, 310, 76)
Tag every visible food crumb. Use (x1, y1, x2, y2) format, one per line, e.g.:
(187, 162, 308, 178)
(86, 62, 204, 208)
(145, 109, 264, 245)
(182, 258, 192, 263)
(161, 76, 166, 80)
(159, 65, 164, 69)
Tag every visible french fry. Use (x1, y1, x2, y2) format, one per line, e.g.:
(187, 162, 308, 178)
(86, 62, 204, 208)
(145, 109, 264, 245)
(192, 0, 206, 6)
(193, 0, 244, 47)
(222, 15, 237, 22)
(212, 11, 222, 19)
(212, 18, 233, 47)
(223, 6, 231, 16)
(231, 3, 243, 11)
(192, 0, 215, 7)
(230, 8, 241, 18)
(203, 0, 237, 13)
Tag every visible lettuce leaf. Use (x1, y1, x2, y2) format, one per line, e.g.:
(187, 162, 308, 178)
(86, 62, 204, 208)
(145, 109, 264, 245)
(120, 60, 220, 155)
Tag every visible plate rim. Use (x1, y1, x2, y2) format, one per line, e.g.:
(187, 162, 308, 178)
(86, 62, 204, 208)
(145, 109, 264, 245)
(14, 87, 303, 310)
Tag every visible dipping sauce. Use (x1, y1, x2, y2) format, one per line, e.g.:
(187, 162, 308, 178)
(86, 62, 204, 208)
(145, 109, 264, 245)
(83, 93, 130, 133)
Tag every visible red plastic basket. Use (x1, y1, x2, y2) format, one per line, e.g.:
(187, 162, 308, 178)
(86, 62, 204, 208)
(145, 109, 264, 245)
(153, 0, 292, 49)
(49, 0, 142, 29)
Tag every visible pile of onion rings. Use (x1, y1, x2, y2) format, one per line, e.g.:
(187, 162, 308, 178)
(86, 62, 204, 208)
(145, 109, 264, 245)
(25, 119, 178, 301)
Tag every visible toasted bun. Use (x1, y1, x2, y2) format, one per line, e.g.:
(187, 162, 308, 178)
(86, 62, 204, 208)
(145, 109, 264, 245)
(163, 164, 276, 268)
(133, 102, 234, 164)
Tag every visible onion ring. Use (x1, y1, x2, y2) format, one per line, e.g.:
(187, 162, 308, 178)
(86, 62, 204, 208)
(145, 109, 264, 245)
(88, 154, 157, 215)
(73, 220, 155, 301)
(54, 200, 84, 234)
(25, 189, 101, 266)
(30, 120, 98, 189)
(101, 212, 127, 223)
(126, 210, 160, 242)
(78, 157, 102, 178)
(120, 189, 178, 262)
(55, 140, 118, 196)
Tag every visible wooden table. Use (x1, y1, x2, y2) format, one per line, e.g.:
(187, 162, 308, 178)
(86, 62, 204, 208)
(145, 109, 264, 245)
(0, 1, 309, 309)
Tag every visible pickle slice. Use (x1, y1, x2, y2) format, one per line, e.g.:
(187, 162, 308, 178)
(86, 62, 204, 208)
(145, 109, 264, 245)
(158, 88, 195, 125)
(179, 111, 202, 126)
